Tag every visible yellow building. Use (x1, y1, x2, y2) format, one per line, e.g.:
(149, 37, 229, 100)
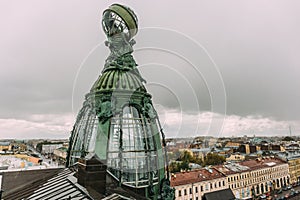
(216, 158, 289, 199)
(0, 142, 11, 151)
(190, 148, 211, 162)
(287, 156, 300, 184)
(226, 154, 245, 162)
(53, 147, 68, 165)
(225, 142, 241, 148)
(10, 142, 27, 152)
(170, 158, 289, 200)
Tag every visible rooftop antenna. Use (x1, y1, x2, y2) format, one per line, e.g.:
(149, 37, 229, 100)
(289, 125, 292, 137)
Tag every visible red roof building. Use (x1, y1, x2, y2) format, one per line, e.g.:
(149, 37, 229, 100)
(171, 168, 228, 200)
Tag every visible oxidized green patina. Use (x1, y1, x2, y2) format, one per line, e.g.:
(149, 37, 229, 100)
(67, 4, 174, 200)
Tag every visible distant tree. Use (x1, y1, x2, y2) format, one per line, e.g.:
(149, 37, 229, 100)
(180, 161, 190, 171)
(36, 142, 43, 153)
(203, 153, 225, 166)
(169, 161, 190, 173)
(169, 150, 204, 172)
(178, 150, 193, 162)
(282, 136, 294, 141)
(169, 162, 180, 173)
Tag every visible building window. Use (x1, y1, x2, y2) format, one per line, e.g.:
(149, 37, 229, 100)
(184, 189, 187, 195)
(195, 187, 198, 193)
(179, 190, 181, 196)
(223, 180, 225, 186)
(190, 188, 192, 194)
(219, 181, 221, 187)
(201, 185, 203, 192)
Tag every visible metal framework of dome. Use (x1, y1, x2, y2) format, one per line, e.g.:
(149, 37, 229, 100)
(66, 4, 174, 200)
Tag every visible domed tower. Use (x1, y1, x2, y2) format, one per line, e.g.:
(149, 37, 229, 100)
(66, 4, 174, 200)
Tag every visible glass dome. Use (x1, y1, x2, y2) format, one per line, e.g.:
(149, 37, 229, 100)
(67, 95, 165, 189)
(66, 3, 174, 199)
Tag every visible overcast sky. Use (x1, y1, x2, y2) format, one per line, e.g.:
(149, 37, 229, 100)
(0, 1, 299, 139)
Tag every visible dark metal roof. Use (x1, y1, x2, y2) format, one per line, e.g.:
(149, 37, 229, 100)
(2, 168, 62, 199)
(102, 193, 128, 200)
(2, 167, 93, 200)
(202, 189, 235, 200)
(2, 166, 135, 200)
(27, 167, 92, 200)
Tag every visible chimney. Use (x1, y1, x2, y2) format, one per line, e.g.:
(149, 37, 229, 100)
(77, 153, 107, 194)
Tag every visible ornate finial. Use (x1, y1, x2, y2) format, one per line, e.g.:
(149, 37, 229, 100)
(102, 4, 138, 40)
(102, 4, 138, 69)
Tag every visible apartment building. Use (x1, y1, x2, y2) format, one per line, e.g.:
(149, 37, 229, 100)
(171, 157, 289, 200)
(215, 157, 289, 199)
(287, 155, 300, 184)
(171, 168, 231, 200)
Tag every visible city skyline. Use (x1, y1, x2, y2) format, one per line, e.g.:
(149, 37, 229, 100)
(0, 1, 300, 139)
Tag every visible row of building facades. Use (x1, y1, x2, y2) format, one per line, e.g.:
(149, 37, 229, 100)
(171, 157, 293, 200)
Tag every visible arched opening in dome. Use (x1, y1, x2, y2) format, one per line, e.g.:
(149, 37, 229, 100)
(107, 105, 160, 188)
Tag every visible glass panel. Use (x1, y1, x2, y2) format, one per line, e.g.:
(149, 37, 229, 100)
(122, 106, 145, 151)
(107, 152, 120, 179)
(145, 121, 156, 151)
(108, 118, 121, 152)
(69, 106, 93, 164)
(87, 115, 98, 152)
(106, 106, 161, 187)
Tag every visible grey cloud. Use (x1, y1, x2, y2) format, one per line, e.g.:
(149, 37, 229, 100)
(0, 0, 300, 138)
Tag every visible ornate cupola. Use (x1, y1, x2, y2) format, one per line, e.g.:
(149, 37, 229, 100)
(66, 4, 174, 200)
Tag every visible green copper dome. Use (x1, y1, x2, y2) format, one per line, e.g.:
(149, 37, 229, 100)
(91, 68, 146, 93)
(67, 4, 174, 200)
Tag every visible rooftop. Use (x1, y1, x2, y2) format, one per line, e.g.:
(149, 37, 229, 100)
(170, 168, 225, 187)
(2, 166, 95, 200)
(215, 158, 286, 175)
(202, 188, 235, 200)
(0, 142, 10, 146)
(27, 167, 93, 200)
(190, 148, 211, 152)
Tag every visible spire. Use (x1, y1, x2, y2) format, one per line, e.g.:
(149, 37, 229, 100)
(90, 4, 145, 95)
(101, 4, 144, 81)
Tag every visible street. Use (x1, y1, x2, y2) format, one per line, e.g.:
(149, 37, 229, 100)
(270, 185, 300, 200)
